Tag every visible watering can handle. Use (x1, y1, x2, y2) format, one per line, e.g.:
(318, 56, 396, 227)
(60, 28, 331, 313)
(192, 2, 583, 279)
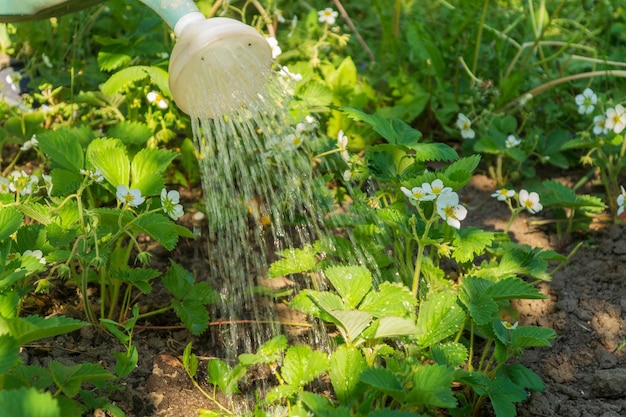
(0, 0, 107, 23)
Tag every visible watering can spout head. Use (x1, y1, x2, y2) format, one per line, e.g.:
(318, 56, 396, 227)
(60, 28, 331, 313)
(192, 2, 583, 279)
(138, 0, 273, 118)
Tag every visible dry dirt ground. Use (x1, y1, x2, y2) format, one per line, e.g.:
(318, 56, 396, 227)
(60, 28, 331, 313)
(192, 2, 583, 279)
(21, 174, 626, 417)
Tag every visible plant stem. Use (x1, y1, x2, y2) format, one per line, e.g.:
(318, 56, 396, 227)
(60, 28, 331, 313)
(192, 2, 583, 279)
(411, 219, 434, 299)
(471, 0, 490, 88)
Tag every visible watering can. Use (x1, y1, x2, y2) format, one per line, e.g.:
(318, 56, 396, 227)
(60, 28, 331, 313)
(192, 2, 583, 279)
(0, 0, 273, 117)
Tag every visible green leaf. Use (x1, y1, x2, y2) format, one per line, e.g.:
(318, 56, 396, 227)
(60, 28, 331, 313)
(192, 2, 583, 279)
(486, 377, 528, 417)
(329, 345, 367, 404)
(113, 344, 138, 379)
(36, 128, 85, 172)
(324, 265, 372, 308)
(172, 299, 209, 335)
(110, 268, 160, 294)
(406, 364, 457, 408)
(0, 207, 23, 241)
(485, 277, 546, 301)
(327, 310, 373, 344)
(108, 121, 153, 146)
(359, 367, 405, 401)
(499, 364, 545, 392)
(239, 335, 287, 366)
(510, 326, 556, 348)
(368, 410, 428, 417)
(86, 138, 130, 188)
(411, 142, 458, 163)
(101, 65, 170, 97)
(0, 387, 60, 417)
(50, 169, 83, 196)
(442, 155, 481, 190)
(298, 80, 333, 107)
(416, 292, 466, 348)
(49, 361, 115, 397)
(458, 277, 499, 326)
(162, 261, 194, 299)
(130, 147, 177, 196)
(0, 334, 20, 374)
(328, 56, 358, 95)
(134, 213, 179, 250)
(359, 282, 416, 318)
(207, 359, 241, 395)
(282, 345, 329, 387)
(372, 317, 419, 339)
(452, 227, 495, 263)
(11, 365, 54, 390)
(431, 342, 469, 368)
(0, 316, 88, 345)
(268, 246, 318, 278)
(98, 50, 132, 72)
(183, 343, 198, 377)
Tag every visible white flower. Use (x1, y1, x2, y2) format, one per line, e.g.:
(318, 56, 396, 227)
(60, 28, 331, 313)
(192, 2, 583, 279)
(42, 174, 53, 195)
(519, 93, 533, 106)
(456, 113, 475, 139)
(593, 114, 609, 136)
(435, 191, 467, 229)
(518, 189, 542, 214)
(266, 37, 282, 59)
(575, 88, 597, 115)
(278, 65, 302, 81)
(491, 188, 515, 201)
(80, 168, 104, 183)
(505, 135, 521, 148)
(501, 320, 519, 330)
(617, 186, 626, 216)
(23, 249, 46, 265)
(284, 133, 303, 149)
(605, 104, 626, 134)
(274, 9, 286, 23)
(20, 135, 38, 151)
(5, 71, 22, 92)
(318, 8, 338, 25)
(42, 53, 53, 68)
(147, 91, 168, 109)
(337, 130, 350, 161)
(9, 170, 37, 196)
(342, 170, 352, 182)
(116, 185, 145, 207)
(401, 186, 437, 205)
(0, 177, 11, 194)
(161, 189, 184, 220)
(423, 179, 452, 199)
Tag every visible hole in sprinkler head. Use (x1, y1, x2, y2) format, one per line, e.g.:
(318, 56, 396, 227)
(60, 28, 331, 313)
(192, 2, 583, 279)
(200, 57, 205, 61)
(248, 43, 252, 46)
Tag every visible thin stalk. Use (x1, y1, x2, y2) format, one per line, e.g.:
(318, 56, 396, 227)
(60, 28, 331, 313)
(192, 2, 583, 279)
(471, 0, 490, 88)
(501, 70, 626, 113)
(411, 219, 434, 298)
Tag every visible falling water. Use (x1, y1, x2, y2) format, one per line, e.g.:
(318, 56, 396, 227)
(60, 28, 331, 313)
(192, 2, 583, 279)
(184, 45, 328, 364)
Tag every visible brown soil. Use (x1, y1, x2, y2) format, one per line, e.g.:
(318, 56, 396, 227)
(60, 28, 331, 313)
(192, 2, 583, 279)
(21, 174, 626, 417)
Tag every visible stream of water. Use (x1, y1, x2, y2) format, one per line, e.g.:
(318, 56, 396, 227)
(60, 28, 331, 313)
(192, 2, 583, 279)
(186, 57, 327, 362)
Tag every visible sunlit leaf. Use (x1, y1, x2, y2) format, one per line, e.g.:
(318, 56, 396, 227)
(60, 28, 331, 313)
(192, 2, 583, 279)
(452, 227, 495, 263)
(417, 292, 466, 347)
(359, 282, 416, 318)
(268, 246, 318, 278)
(373, 317, 419, 339)
(130, 147, 177, 196)
(324, 265, 372, 308)
(86, 138, 130, 188)
(0, 207, 23, 241)
(329, 345, 367, 404)
(431, 342, 469, 368)
(0, 315, 88, 345)
(0, 334, 20, 374)
(282, 345, 329, 387)
(0, 387, 60, 417)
